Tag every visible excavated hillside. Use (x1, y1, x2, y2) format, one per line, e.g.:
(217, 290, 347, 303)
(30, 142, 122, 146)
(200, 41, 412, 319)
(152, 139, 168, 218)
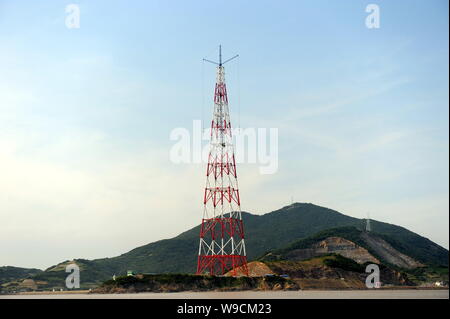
(263, 256, 413, 289)
(223, 256, 413, 290)
(284, 236, 380, 265)
(360, 232, 424, 269)
(261, 227, 425, 270)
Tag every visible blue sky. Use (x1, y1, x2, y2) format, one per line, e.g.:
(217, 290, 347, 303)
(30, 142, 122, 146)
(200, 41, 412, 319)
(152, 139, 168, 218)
(0, 0, 448, 269)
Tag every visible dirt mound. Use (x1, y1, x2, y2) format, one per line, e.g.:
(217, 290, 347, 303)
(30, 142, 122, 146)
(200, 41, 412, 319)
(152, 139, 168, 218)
(19, 279, 38, 290)
(225, 261, 274, 277)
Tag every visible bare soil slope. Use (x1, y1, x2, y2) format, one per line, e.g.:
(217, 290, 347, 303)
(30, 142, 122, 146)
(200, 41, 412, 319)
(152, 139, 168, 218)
(285, 236, 380, 264)
(361, 232, 425, 269)
(265, 255, 412, 289)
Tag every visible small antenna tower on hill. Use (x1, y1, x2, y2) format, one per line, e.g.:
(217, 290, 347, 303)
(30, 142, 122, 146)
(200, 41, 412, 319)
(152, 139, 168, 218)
(365, 212, 371, 232)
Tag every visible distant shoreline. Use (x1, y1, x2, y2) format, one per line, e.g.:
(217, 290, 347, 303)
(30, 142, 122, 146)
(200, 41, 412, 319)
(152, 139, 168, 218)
(1, 289, 448, 299)
(2, 286, 448, 295)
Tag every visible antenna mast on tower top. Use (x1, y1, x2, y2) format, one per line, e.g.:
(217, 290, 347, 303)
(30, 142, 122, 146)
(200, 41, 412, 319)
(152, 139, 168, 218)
(203, 45, 239, 67)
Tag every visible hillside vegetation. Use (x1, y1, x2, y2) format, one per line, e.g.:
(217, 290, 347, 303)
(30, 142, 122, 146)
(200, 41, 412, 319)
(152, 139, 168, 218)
(0, 266, 43, 285)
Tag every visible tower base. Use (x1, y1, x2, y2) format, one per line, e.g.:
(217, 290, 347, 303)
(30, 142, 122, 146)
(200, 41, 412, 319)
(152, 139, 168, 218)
(197, 255, 249, 276)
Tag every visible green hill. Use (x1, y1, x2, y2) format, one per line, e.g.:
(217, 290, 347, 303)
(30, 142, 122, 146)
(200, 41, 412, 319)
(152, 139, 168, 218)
(0, 266, 43, 285)
(6, 203, 448, 289)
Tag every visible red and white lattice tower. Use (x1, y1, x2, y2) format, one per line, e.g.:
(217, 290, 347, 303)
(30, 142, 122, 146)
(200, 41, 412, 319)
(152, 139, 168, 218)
(197, 46, 248, 276)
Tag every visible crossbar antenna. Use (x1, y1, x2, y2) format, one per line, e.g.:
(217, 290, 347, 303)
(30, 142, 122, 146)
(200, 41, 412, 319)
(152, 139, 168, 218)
(203, 45, 239, 66)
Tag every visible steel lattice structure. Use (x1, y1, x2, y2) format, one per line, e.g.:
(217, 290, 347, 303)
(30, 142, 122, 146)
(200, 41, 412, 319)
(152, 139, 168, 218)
(197, 46, 248, 276)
